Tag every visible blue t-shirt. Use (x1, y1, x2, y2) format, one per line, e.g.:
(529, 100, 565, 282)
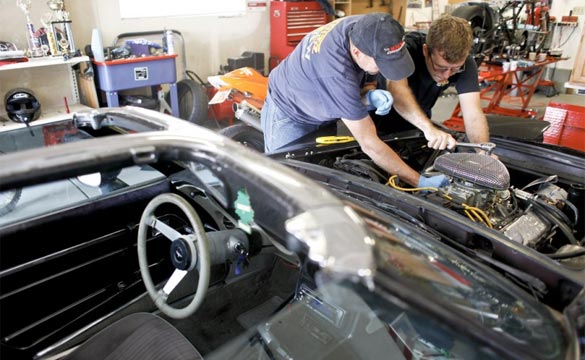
(269, 16, 369, 125)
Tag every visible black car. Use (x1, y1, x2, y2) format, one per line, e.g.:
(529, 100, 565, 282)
(270, 126, 585, 305)
(0, 108, 582, 360)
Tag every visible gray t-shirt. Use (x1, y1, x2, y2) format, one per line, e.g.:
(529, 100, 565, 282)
(268, 16, 369, 125)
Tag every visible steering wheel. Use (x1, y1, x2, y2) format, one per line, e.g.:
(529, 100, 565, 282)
(137, 193, 210, 319)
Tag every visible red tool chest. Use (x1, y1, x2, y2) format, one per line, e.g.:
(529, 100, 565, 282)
(269, 1, 329, 71)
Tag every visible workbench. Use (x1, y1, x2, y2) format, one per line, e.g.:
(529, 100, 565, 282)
(446, 56, 566, 131)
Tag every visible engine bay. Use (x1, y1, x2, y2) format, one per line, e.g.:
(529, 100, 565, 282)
(278, 133, 585, 272)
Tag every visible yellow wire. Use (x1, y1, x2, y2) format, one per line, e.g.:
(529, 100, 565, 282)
(469, 208, 488, 227)
(386, 176, 494, 228)
(386, 175, 439, 192)
(464, 205, 493, 228)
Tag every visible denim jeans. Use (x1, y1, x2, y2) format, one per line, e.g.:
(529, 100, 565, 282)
(261, 92, 321, 154)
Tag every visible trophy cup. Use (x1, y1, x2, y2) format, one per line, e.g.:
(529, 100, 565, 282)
(16, 0, 43, 57)
(44, 0, 76, 55)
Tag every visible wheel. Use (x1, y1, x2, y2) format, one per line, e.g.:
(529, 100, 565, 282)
(219, 124, 265, 152)
(452, 3, 496, 64)
(137, 193, 210, 319)
(166, 79, 208, 125)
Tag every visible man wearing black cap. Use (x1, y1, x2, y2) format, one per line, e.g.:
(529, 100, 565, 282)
(262, 12, 455, 187)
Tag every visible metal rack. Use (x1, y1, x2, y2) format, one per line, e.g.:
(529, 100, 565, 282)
(445, 57, 566, 131)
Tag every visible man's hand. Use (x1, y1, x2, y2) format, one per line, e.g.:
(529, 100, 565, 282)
(418, 174, 449, 189)
(423, 127, 457, 150)
(366, 90, 393, 116)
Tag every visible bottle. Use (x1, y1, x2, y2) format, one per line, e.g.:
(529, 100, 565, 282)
(91, 28, 105, 62)
(164, 30, 175, 55)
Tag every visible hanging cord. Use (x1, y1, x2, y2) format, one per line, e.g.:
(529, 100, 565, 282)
(554, 22, 579, 48)
(186, 69, 207, 86)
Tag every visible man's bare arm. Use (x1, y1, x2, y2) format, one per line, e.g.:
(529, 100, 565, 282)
(388, 78, 456, 150)
(459, 91, 489, 144)
(342, 115, 420, 186)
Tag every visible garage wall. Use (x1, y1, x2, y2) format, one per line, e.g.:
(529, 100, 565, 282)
(3, 0, 582, 81)
(0, 0, 270, 79)
(549, 0, 584, 71)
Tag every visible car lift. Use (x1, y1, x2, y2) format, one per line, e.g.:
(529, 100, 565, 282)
(444, 56, 565, 132)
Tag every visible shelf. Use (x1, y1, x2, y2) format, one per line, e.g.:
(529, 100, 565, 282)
(0, 104, 92, 131)
(0, 56, 89, 71)
(1, 55, 90, 121)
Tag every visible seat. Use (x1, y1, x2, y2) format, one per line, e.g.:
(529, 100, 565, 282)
(64, 313, 203, 360)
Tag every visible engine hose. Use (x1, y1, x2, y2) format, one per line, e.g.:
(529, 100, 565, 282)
(533, 197, 575, 227)
(547, 248, 585, 259)
(529, 200, 578, 245)
(563, 199, 579, 228)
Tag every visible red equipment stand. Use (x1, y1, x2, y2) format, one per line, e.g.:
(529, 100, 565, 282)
(445, 56, 566, 131)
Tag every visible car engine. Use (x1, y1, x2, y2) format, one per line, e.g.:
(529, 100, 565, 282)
(332, 151, 582, 256)
(422, 153, 579, 251)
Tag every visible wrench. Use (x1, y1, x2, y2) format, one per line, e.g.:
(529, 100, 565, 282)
(456, 142, 496, 155)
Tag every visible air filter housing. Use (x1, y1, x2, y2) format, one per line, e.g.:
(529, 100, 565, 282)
(434, 153, 510, 190)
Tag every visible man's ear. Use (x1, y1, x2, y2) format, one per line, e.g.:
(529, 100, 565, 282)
(422, 43, 429, 57)
(350, 44, 361, 57)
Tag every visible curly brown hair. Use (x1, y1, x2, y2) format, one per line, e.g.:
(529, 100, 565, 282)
(426, 14, 473, 63)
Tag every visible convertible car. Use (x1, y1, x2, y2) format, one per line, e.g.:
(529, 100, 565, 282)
(270, 126, 585, 306)
(0, 107, 582, 360)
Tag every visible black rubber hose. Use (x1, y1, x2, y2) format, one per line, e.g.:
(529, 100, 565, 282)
(529, 200, 578, 245)
(547, 248, 585, 259)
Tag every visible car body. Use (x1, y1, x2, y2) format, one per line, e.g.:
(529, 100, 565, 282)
(0, 108, 582, 360)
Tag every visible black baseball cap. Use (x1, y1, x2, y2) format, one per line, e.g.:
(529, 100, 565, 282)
(349, 13, 414, 81)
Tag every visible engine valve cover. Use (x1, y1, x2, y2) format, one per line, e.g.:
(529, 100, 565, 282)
(434, 153, 510, 190)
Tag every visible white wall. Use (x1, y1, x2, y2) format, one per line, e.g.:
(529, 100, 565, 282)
(3, 0, 581, 75)
(0, 0, 270, 79)
(403, 0, 584, 72)
(549, 0, 584, 71)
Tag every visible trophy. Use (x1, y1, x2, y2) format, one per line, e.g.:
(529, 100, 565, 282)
(42, 0, 76, 55)
(16, 0, 43, 57)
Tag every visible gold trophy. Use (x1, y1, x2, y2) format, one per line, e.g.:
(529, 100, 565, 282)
(42, 0, 76, 55)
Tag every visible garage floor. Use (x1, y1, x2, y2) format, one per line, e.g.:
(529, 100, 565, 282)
(431, 90, 585, 126)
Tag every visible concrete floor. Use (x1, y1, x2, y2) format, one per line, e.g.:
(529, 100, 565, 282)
(431, 89, 584, 126)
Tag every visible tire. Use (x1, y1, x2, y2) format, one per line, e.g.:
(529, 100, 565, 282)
(166, 79, 208, 125)
(219, 124, 265, 152)
(452, 4, 496, 64)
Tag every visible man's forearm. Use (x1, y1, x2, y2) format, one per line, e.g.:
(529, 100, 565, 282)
(342, 117, 421, 186)
(464, 114, 490, 143)
(388, 79, 436, 133)
(459, 92, 490, 144)
(363, 139, 420, 186)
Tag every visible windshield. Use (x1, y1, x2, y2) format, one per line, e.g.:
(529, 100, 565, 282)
(208, 200, 567, 360)
(0, 120, 165, 226)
